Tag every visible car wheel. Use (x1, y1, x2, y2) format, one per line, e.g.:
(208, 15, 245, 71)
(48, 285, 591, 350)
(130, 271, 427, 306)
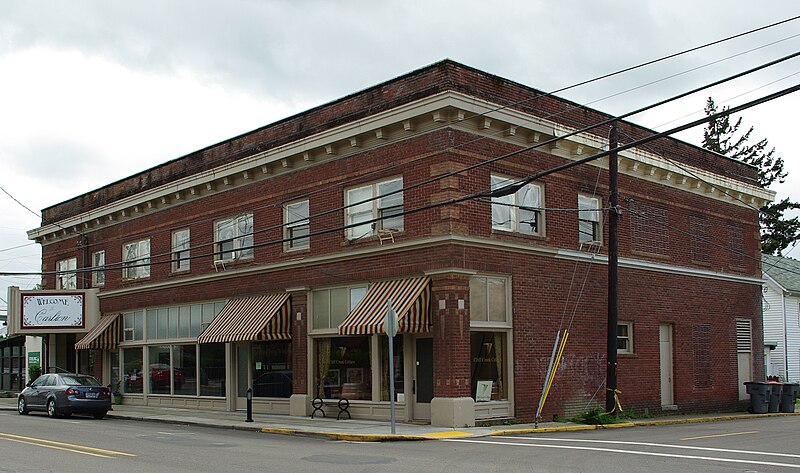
(17, 397, 29, 415)
(47, 399, 59, 418)
(93, 411, 107, 420)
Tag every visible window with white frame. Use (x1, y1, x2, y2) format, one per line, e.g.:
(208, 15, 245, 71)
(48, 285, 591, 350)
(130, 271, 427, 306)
(122, 239, 150, 280)
(311, 285, 367, 330)
(172, 228, 190, 272)
(56, 257, 77, 289)
(578, 194, 602, 243)
(284, 199, 310, 250)
(92, 251, 105, 287)
(345, 177, 403, 240)
(491, 174, 543, 236)
(214, 213, 253, 261)
(617, 322, 633, 354)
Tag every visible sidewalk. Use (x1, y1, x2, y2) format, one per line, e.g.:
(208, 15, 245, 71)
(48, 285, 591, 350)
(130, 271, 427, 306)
(0, 396, 795, 441)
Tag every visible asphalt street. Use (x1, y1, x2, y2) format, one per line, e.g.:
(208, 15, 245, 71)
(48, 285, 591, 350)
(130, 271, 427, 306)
(1, 410, 799, 472)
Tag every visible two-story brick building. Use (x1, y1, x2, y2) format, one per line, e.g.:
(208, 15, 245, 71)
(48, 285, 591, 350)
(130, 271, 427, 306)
(13, 60, 769, 426)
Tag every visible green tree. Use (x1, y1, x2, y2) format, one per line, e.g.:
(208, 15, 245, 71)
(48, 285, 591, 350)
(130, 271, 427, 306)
(703, 97, 800, 255)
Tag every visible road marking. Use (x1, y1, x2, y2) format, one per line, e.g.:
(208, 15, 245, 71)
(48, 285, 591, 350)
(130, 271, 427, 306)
(0, 437, 113, 458)
(0, 432, 136, 457)
(495, 436, 800, 459)
(681, 431, 759, 440)
(442, 438, 800, 469)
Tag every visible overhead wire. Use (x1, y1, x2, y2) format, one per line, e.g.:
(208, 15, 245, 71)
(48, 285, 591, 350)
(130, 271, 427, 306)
(26, 48, 800, 284)
(17, 20, 800, 266)
(3, 81, 797, 281)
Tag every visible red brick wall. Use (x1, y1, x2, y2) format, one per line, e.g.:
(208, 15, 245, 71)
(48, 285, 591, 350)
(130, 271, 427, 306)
(38, 104, 762, 422)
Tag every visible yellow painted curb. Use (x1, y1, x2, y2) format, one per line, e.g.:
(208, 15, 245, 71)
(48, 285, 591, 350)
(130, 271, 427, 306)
(259, 428, 427, 442)
(421, 431, 473, 439)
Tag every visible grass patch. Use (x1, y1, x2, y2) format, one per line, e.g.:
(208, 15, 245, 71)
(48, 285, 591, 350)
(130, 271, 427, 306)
(569, 407, 649, 425)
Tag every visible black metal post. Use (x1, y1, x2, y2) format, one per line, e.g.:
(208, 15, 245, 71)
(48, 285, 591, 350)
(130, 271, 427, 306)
(605, 122, 619, 414)
(246, 388, 253, 422)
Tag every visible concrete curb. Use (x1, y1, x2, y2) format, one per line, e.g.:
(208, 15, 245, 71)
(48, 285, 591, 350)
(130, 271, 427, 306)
(485, 412, 800, 437)
(6, 402, 800, 442)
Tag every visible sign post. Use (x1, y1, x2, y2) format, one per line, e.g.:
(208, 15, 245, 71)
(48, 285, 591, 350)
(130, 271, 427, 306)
(385, 300, 398, 434)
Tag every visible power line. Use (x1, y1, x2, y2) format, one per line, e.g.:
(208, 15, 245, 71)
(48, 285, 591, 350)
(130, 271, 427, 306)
(4, 82, 797, 281)
(23, 19, 800, 260)
(35, 48, 800, 280)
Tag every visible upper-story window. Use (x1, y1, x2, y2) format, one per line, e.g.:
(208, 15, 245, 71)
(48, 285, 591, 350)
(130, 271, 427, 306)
(578, 194, 602, 244)
(214, 213, 254, 262)
(345, 177, 403, 241)
(491, 174, 543, 236)
(172, 228, 190, 272)
(92, 251, 105, 287)
(122, 239, 151, 280)
(284, 200, 310, 251)
(56, 257, 77, 289)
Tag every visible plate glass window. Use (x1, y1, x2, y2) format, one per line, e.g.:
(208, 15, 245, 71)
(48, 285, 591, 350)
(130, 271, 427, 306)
(172, 229, 190, 272)
(491, 175, 542, 235)
(56, 257, 77, 289)
(215, 214, 253, 261)
(285, 200, 310, 250)
(122, 239, 150, 280)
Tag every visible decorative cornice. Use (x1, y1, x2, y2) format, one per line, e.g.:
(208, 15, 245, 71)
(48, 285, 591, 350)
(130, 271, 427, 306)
(29, 91, 772, 243)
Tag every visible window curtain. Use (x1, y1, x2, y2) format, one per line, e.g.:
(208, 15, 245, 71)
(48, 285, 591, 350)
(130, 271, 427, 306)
(317, 338, 331, 398)
(494, 332, 503, 400)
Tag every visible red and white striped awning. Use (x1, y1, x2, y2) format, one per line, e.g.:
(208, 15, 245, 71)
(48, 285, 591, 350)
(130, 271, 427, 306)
(197, 293, 291, 344)
(338, 277, 431, 335)
(75, 314, 121, 350)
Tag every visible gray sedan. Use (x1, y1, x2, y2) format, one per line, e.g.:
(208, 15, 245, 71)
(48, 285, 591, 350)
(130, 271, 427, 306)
(18, 373, 112, 419)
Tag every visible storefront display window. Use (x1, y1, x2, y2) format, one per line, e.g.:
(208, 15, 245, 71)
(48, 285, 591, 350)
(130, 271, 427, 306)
(122, 347, 143, 394)
(199, 343, 225, 397)
(174, 345, 197, 395)
(317, 337, 371, 400)
(380, 336, 403, 401)
(252, 341, 292, 398)
(110, 350, 120, 392)
(148, 345, 171, 394)
(470, 332, 507, 401)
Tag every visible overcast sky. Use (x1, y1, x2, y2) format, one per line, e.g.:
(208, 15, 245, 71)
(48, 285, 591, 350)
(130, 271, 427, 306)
(1, 1, 799, 316)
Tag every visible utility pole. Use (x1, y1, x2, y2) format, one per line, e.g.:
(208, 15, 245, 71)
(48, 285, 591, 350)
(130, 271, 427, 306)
(605, 122, 619, 413)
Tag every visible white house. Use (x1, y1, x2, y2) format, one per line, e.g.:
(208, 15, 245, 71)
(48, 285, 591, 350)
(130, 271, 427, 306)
(762, 253, 800, 383)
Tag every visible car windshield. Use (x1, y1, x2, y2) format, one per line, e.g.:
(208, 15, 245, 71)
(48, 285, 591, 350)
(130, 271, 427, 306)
(61, 375, 102, 386)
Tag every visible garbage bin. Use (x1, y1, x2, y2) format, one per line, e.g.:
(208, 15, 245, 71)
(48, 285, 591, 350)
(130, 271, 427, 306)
(744, 381, 772, 414)
(780, 383, 799, 413)
(768, 382, 783, 413)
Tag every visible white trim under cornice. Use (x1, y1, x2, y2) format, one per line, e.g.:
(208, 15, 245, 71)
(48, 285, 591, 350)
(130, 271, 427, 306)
(96, 234, 763, 300)
(30, 91, 771, 240)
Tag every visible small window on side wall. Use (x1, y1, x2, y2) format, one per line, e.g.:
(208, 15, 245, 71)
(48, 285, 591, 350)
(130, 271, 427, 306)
(617, 322, 633, 354)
